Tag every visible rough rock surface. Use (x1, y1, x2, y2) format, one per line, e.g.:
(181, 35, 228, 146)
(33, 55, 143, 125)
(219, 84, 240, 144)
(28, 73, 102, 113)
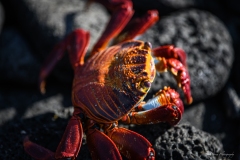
(142, 9, 234, 103)
(154, 124, 223, 160)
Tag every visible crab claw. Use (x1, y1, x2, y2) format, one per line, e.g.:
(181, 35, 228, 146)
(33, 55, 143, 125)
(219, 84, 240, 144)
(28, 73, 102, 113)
(166, 58, 193, 104)
(154, 57, 193, 104)
(153, 45, 187, 68)
(122, 87, 184, 126)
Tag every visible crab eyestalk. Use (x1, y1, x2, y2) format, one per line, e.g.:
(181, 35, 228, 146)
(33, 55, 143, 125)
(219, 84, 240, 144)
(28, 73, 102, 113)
(138, 80, 152, 93)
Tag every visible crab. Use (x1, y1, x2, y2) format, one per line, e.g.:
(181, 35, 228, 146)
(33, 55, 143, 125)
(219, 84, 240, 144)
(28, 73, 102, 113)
(23, 0, 193, 159)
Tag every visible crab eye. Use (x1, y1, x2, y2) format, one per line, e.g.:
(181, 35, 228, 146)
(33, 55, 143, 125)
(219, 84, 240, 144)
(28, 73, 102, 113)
(143, 42, 152, 50)
(139, 80, 151, 93)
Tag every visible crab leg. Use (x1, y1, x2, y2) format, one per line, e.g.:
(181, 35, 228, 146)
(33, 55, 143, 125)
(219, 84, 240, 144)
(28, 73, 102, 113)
(105, 126, 155, 160)
(55, 116, 83, 159)
(91, 1, 159, 55)
(23, 136, 55, 160)
(121, 87, 184, 126)
(85, 120, 122, 160)
(113, 10, 159, 44)
(154, 57, 193, 104)
(91, 0, 134, 55)
(39, 29, 89, 93)
(23, 111, 84, 159)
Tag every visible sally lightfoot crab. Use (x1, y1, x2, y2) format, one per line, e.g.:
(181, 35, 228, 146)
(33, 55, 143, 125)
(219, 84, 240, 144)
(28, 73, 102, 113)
(23, 1, 192, 160)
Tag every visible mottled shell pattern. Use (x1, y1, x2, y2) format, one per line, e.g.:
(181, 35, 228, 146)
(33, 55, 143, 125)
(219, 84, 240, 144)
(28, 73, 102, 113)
(72, 41, 156, 123)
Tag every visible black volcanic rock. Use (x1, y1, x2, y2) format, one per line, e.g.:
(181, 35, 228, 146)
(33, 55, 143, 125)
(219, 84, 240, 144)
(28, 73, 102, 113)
(142, 9, 234, 103)
(154, 123, 223, 160)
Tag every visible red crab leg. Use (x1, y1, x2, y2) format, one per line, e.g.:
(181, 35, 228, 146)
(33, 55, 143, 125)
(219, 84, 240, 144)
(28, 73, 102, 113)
(85, 120, 122, 160)
(39, 29, 89, 93)
(113, 10, 159, 44)
(55, 115, 83, 159)
(23, 136, 55, 160)
(105, 126, 155, 160)
(121, 87, 184, 126)
(90, 1, 158, 55)
(153, 45, 187, 67)
(155, 57, 193, 104)
(23, 112, 83, 159)
(91, 0, 134, 55)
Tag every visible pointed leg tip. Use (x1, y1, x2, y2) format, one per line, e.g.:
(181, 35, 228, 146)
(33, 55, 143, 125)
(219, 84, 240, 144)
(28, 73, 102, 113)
(23, 136, 29, 145)
(39, 81, 46, 94)
(23, 136, 55, 160)
(186, 97, 193, 105)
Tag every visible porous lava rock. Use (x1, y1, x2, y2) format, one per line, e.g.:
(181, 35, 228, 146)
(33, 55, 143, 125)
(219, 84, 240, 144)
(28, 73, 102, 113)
(154, 123, 223, 160)
(142, 9, 234, 102)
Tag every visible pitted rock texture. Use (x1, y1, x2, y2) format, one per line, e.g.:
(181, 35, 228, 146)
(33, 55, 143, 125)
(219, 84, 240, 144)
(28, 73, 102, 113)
(142, 9, 234, 103)
(154, 123, 223, 160)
